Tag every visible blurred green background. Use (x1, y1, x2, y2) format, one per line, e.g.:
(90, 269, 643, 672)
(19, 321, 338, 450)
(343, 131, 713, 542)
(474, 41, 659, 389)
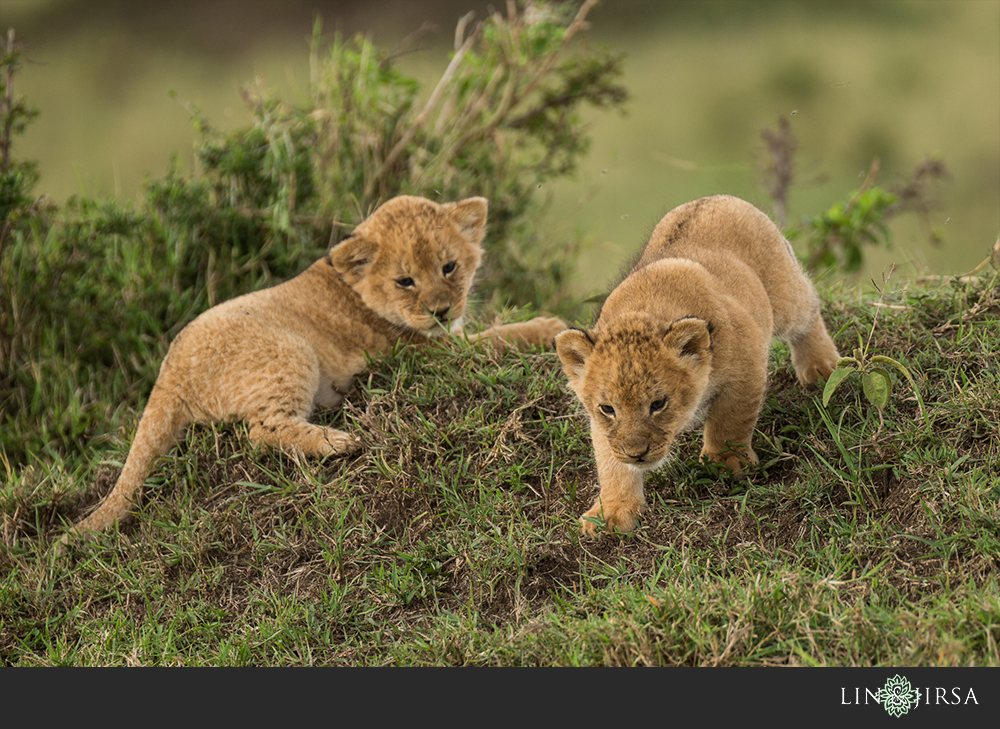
(4, 0, 998, 295)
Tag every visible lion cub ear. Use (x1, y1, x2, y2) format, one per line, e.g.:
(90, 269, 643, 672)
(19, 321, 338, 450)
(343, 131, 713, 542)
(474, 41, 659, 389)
(330, 234, 379, 285)
(664, 318, 711, 360)
(444, 197, 489, 245)
(555, 328, 595, 387)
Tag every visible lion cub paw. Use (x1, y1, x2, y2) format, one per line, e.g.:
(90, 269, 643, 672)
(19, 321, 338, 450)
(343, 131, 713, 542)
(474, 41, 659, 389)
(580, 500, 645, 538)
(478, 316, 566, 351)
(501, 316, 567, 348)
(700, 445, 758, 477)
(526, 316, 569, 345)
(791, 329, 840, 386)
(325, 430, 363, 456)
(794, 358, 838, 387)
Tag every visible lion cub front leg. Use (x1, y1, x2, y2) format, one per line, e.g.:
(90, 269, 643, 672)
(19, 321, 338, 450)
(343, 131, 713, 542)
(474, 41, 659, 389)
(581, 427, 646, 537)
(700, 384, 764, 476)
(471, 317, 566, 351)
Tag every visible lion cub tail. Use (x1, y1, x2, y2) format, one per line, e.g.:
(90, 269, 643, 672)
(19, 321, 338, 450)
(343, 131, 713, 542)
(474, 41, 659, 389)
(57, 386, 191, 551)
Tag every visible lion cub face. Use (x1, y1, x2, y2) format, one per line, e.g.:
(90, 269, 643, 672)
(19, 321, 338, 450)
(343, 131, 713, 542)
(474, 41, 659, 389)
(330, 196, 487, 334)
(556, 317, 713, 469)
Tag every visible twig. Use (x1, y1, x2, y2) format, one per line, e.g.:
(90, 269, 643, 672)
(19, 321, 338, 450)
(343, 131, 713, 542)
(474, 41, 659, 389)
(440, 0, 598, 164)
(381, 21, 438, 68)
(509, 0, 598, 108)
(365, 22, 481, 197)
(760, 116, 796, 228)
(454, 11, 476, 52)
(805, 158, 882, 272)
(864, 262, 894, 355)
(850, 157, 881, 205)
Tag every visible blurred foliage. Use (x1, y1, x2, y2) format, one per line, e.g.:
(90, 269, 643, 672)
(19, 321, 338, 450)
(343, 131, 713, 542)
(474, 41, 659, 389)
(759, 117, 949, 275)
(1, 0, 627, 467)
(1, 30, 40, 254)
(157, 0, 627, 307)
(802, 183, 899, 273)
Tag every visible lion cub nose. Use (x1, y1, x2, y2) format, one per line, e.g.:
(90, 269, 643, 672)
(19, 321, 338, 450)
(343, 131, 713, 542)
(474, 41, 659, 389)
(624, 445, 651, 461)
(433, 306, 451, 323)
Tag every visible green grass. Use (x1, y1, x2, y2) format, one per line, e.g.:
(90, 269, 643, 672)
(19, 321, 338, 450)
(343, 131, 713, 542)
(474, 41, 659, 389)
(2, 272, 998, 666)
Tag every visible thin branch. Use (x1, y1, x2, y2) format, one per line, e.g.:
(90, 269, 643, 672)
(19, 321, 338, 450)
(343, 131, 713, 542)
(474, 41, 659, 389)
(454, 11, 476, 51)
(864, 262, 894, 356)
(806, 158, 881, 272)
(365, 22, 481, 196)
(503, 0, 598, 113)
(760, 116, 796, 228)
(441, 0, 599, 164)
(381, 21, 438, 68)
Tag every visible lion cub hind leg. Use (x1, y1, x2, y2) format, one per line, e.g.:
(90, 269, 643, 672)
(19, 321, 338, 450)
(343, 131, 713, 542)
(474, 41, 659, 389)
(581, 429, 647, 537)
(788, 312, 840, 386)
(248, 414, 360, 458)
(242, 365, 360, 458)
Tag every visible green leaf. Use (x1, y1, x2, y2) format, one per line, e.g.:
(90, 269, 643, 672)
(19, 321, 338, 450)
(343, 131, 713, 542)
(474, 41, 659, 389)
(871, 354, 928, 427)
(871, 355, 914, 390)
(862, 370, 890, 411)
(822, 365, 856, 407)
(872, 365, 894, 401)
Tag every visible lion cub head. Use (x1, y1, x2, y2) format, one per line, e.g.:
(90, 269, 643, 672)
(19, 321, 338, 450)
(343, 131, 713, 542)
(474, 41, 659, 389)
(330, 195, 487, 334)
(555, 316, 714, 469)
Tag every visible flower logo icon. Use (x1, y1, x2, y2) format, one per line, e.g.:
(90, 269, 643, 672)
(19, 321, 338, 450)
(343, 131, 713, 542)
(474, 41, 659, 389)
(880, 675, 919, 717)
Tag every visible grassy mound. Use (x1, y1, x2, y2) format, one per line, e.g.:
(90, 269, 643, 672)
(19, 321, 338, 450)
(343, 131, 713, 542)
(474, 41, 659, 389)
(2, 273, 997, 666)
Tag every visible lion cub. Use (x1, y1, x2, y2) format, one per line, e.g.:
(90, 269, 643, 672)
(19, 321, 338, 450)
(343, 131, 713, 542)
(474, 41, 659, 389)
(60, 195, 565, 548)
(555, 195, 839, 537)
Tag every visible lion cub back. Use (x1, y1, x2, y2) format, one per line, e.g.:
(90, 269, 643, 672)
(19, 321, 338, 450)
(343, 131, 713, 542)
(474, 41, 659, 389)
(636, 194, 822, 341)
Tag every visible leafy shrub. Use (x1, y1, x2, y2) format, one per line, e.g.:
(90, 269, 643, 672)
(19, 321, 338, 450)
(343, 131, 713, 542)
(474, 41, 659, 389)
(0, 1, 626, 467)
(802, 183, 898, 273)
(159, 2, 627, 307)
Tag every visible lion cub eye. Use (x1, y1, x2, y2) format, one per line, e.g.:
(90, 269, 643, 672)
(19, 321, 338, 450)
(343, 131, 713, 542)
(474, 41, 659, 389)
(599, 404, 616, 417)
(396, 277, 415, 288)
(442, 261, 457, 275)
(650, 398, 667, 414)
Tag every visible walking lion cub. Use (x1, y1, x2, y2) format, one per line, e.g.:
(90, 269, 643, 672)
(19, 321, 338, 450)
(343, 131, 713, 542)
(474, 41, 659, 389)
(555, 195, 839, 536)
(60, 195, 564, 549)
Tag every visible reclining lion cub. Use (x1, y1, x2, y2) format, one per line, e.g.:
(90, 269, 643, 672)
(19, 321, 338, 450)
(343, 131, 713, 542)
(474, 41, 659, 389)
(555, 195, 839, 537)
(60, 195, 564, 549)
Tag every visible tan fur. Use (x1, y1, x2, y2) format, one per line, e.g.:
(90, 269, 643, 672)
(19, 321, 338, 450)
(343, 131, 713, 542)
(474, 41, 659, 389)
(60, 195, 565, 549)
(555, 195, 839, 537)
